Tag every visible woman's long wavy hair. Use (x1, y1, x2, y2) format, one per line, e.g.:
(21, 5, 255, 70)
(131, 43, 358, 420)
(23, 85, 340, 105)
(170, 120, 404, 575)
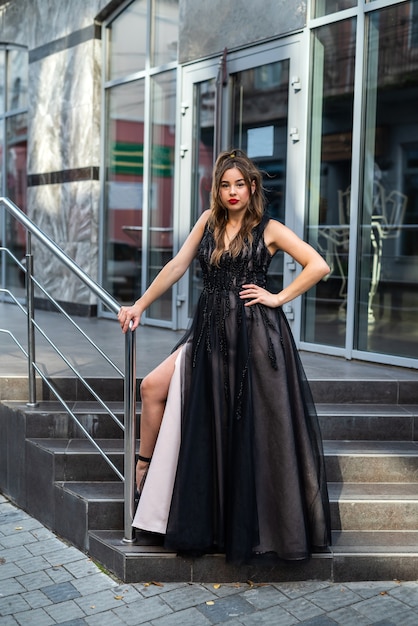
(208, 149, 265, 266)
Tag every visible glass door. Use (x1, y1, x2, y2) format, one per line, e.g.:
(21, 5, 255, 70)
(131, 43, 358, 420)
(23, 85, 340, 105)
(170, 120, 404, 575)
(177, 38, 307, 330)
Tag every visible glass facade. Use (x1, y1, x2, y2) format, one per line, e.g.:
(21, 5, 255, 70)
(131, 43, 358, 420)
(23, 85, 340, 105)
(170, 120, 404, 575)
(147, 71, 176, 320)
(313, 0, 357, 18)
(356, 1, 418, 359)
(108, 0, 147, 79)
(303, 0, 418, 365)
(102, 0, 179, 321)
(304, 19, 356, 346)
(188, 78, 216, 316)
(0, 45, 28, 296)
(79, 0, 418, 366)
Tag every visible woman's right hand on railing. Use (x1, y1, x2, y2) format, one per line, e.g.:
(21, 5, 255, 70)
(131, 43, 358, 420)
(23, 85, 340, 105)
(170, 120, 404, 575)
(118, 302, 142, 333)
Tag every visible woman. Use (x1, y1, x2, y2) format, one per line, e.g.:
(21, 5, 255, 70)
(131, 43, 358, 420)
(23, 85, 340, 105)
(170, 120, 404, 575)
(118, 149, 331, 563)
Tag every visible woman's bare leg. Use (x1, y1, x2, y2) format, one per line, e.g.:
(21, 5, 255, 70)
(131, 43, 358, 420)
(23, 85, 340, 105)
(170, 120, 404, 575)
(136, 347, 181, 491)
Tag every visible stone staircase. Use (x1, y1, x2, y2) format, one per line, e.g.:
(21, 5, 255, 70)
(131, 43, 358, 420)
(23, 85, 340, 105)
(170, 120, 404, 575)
(1, 375, 418, 583)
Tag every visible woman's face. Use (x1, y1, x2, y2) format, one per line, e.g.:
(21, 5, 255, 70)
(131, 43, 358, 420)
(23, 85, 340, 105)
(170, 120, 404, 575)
(219, 167, 255, 215)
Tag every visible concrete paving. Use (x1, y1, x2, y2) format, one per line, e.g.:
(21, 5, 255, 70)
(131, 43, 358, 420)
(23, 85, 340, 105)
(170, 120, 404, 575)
(2, 494, 418, 626)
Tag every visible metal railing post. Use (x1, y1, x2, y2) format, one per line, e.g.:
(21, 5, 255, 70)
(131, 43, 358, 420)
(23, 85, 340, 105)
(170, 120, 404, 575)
(123, 327, 137, 543)
(26, 232, 37, 407)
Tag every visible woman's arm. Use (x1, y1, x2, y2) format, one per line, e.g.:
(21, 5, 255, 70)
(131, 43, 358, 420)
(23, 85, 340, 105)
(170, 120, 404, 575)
(118, 210, 210, 332)
(240, 218, 330, 308)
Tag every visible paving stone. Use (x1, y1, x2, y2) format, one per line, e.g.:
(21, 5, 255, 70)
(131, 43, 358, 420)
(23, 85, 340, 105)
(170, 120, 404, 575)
(84, 611, 133, 626)
(111, 584, 142, 604)
(242, 586, 287, 609)
(0, 545, 32, 563)
(44, 547, 90, 567)
(298, 617, 338, 625)
(353, 593, 417, 622)
(153, 606, 212, 626)
(162, 583, 217, 610)
(21, 590, 53, 610)
(44, 599, 86, 623)
(343, 581, 400, 600)
(372, 614, 418, 626)
(135, 582, 189, 598)
(16, 570, 53, 591)
(0, 577, 26, 596)
(201, 583, 249, 598)
(240, 605, 298, 625)
(13, 607, 55, 626)
(306, 585, 363, 612)
(389, 584, 418, 608)
(30, 527, 58, 541)
(41, 581, 81, 603)
(197, 594, 256, 623)
(281, 597, 325, 621)
(112, 596, 173, 625)
(74, 588, 129, 615)
(45, 565, 75, 584)
(0, 595, 30, 617)
(26, 537, 67, 557)
(0, 615, 19, 625)
(14, 555, 50, 574)
(273, 581, 331, 599)
(0, 531, 39, 549)
(0, 561, 24, 581)
(63, 559, 103, 579)
(59, 620, 88, 626)
(327, 606, 373, 625)
(70, 573, 117, 595)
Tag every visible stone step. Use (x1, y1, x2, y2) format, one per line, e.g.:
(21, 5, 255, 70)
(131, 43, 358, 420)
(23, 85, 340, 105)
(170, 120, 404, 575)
(3, 375, 418, 404)
(309, 379, 418, 405)
(318, 403, 418, 440)
(27, 437, 418, 483)
(26, 438, 131, 481)
(45, 476, 418, 555)
(6, 399, 418, 442)
(324, 440, 418, 482)
(328, 482, 418, 530)
(12, 401, 136, 439)
(88, 528, 418, 583)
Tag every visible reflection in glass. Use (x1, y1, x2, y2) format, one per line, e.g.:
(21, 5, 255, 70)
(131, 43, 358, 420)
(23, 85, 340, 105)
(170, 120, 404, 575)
(231, 61, 290, 294)
(5, 113, 27, 289)
(303, 19, 356, 347)
(7, 48, 28, 111)
(357, 1, 418, 359)
(103, 81, 144, 303)
(313, 0, 356, 19)
(152, 0, 179, 67)
(189, 78, 216, 317)
(0, 49, 5, 114)
(108, 0, 147, 80)
(232, 61, 289, 222)
(147, 71, 176, 321)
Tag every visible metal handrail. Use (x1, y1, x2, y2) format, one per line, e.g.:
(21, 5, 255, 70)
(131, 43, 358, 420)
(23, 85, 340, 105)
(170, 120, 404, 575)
(0, 196, 137, 543)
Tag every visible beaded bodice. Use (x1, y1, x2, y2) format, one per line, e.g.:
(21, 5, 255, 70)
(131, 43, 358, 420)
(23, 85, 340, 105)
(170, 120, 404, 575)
(197, 216, 272, 294)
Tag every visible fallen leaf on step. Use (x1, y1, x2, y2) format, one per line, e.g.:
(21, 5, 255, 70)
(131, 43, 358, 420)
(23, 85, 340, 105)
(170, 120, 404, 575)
(213, 584, 221, 589)
(380, 591, 388, 596)
(114, 595, 124, 600)
(15, 526, 23, 531)
(206, 601, 215, 605)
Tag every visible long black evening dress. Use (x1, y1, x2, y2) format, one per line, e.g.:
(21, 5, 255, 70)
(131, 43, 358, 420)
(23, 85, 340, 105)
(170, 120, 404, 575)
(133, 215, 331, 564)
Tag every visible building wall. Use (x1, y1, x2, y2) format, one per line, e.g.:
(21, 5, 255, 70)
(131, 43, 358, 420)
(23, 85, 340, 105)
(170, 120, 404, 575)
(1, 0, 121, 311)
(179, 0, 306, 63)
